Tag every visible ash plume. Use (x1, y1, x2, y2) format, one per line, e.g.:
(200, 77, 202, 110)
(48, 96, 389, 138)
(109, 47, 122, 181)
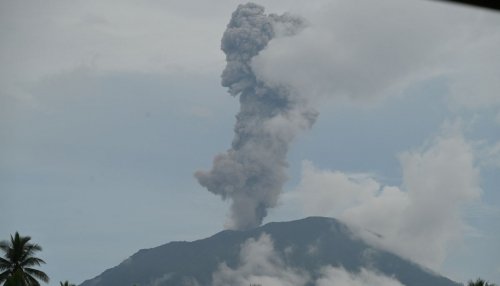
(195, 3, 317, 230)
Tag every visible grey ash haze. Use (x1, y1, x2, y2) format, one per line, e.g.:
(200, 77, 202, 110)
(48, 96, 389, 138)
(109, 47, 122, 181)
(195, 3, 317, 230)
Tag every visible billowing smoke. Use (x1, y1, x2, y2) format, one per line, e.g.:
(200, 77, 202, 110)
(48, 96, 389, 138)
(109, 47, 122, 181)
(195, 3, 317, 230)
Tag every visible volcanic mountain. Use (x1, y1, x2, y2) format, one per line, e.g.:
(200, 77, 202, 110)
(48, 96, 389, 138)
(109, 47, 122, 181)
(80, 217, 461, 286)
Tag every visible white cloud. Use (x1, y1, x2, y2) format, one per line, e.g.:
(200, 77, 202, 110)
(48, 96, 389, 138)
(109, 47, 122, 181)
(251, 0, 500, 111)
(212, 233, 309, 286)
(316, 266, 404, 286)
(295, 161, 381, 217)
(150, 273, 174, 286)
(251, 0, 445, 102)
(212, 233, 406, 286)
(292, 126, 481, 269)
(3, 0, 499, 113)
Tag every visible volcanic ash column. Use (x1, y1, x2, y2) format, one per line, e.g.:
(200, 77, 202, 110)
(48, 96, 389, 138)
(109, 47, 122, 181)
(195, 3, 317, 230)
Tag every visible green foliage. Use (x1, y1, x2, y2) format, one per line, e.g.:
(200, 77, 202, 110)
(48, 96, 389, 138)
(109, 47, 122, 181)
(468, 278, 497, 286)
(60, 280, 75, 286)
(0, 232, 49, 286)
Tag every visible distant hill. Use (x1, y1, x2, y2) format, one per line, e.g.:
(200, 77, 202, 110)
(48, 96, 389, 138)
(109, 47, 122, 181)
(80, 216, 461, 286)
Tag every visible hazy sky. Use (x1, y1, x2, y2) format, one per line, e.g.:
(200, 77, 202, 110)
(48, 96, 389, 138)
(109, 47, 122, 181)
(1, 0, 499, 285)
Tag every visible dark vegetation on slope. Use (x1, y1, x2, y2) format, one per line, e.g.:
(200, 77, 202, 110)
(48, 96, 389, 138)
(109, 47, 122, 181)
(80, 217, 461, 286)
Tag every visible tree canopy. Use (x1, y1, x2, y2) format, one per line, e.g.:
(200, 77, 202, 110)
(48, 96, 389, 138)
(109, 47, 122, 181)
(0, 232, 49, 286)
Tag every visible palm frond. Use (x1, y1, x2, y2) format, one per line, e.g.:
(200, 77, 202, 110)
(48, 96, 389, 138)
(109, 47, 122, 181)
(25, 268, 49, 283)
(0, 257, 11, 270)
(0, 270, 11, 283)
(60, 280, 75, 286)
(25, 273, 42, 286)
(20, 244, 43, 262)
(21, 257, 46, 267)
(0, 241, 9, 252)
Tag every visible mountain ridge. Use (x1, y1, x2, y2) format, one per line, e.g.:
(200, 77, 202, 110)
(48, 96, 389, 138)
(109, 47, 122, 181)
(80, 216, 461, 286)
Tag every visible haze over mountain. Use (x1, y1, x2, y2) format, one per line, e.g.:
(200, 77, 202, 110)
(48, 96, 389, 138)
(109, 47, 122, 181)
(80, 217, 461, 286)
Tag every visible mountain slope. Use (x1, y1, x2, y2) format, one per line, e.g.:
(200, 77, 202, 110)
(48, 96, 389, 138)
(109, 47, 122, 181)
(80, 217, 461, 286)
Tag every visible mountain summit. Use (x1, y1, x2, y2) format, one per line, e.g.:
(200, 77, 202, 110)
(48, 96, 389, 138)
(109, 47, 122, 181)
(80, 217, 460, 286)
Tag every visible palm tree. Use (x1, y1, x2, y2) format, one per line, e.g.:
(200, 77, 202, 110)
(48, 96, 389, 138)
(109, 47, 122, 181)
(0, 232, 49, 286)
(468, 278, 497, 286)
(59, 281, 75, 286)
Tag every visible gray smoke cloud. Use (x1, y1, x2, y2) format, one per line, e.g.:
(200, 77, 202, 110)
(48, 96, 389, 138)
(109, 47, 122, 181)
(195, 3, 317, 230)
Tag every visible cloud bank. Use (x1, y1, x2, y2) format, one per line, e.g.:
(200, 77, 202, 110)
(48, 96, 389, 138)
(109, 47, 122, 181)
(316, 266, 404, 286)
(292, 126, 481, 269)
(212, 233, 405, 286)
(252, 0, 500, 111)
